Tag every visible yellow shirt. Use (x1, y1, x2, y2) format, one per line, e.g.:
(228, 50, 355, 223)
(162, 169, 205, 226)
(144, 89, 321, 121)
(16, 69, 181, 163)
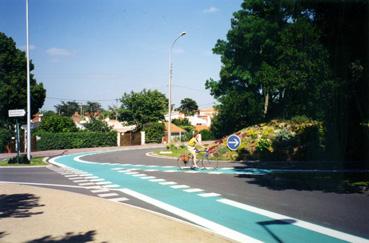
(188, 137, 198, 147)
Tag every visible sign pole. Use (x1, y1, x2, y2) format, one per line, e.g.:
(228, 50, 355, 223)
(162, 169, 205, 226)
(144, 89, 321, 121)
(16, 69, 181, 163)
(16, 118, 20, 163)
(26, 0, 31, 160)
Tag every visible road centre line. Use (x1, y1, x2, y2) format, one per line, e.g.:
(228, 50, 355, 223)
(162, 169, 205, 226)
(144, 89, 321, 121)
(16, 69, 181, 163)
(119, 188, 261, 243)
(218, 198, 369, 242)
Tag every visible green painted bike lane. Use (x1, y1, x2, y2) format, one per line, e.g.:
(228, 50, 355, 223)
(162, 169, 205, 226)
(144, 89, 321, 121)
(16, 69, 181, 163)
(52, 153, 367, 243)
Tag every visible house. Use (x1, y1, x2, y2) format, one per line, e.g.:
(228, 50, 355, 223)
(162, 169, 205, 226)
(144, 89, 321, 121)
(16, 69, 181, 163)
(164, 107, 217, 130)
(163, 122, 186, 143)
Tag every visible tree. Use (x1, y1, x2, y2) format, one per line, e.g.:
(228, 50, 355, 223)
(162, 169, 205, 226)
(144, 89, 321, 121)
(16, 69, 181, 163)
(176, 98, 198, 116)
(37, 115, 77, 133)
(84, 118, 112, 132)
(172, 118, 191, 127)
(0, 32, 46, 126)
(55, 101, 80, 116)
(143, 122, 165, 143)
(206, 0, 332, 138)
(118, 89, 168, 129)
(84, 101, 102, 114)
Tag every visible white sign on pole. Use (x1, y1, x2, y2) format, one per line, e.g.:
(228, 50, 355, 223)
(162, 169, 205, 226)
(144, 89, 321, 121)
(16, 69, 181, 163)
(8, 109, 26, 117)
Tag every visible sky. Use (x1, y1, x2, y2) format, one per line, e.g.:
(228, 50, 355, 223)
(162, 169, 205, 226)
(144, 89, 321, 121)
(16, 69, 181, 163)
(0, 0, 243, 111)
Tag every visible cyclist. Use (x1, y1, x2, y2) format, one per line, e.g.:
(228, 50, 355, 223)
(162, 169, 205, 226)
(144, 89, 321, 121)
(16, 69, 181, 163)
(187, 132, 203, 168)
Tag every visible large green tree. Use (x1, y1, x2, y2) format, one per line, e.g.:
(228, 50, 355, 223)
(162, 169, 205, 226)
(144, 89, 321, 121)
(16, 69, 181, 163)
(55, 101, 80, 116)
(206, 0, 332, 138)
(118, 89, 168, 129)
(176, 98, 198, 116)
(0, 32, 46, 126)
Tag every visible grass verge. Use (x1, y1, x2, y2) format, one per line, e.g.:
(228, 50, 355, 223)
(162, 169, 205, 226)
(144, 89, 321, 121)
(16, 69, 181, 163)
(0, 157, 48, 166)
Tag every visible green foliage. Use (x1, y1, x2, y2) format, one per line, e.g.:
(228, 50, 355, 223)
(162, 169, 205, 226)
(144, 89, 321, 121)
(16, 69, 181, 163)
(8, 155, 30, 164)
(0, 128, 11, 152)
(200, 129, 215, 141)
(118, 89, 168, 129)
(206, 1, 333, 138)
(55, 101, 80, 116)
(0, 32, 46, 126)
(176, 98, 198, 116)
(143, 122, 164, 143)
(172, 118, 191, 127)
(83, 101, 102, 114)
(37, 115, 77, 133)
(84, 118, 112, 132)
(36, 132, 116, 150)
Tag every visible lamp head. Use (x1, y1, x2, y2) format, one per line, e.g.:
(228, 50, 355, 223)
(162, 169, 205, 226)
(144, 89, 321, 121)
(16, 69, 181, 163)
(180, 32, 187, 36)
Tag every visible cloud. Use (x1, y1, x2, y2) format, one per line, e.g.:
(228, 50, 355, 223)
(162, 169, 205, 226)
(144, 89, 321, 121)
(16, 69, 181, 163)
(46, 48, 72, 57)
(203, 6, 219, 14)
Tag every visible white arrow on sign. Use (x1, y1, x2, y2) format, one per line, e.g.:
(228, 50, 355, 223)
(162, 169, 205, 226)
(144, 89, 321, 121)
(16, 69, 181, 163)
(228, 139, 239, 147)
(8, 109, 26, 117)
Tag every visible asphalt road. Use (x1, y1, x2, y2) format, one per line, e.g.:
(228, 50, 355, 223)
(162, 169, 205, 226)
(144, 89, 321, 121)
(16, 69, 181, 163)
(82, 149, 369, 239)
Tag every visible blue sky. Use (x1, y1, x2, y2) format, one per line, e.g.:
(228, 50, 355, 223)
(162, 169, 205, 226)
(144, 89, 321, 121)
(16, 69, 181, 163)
(0, 0, 242, 111)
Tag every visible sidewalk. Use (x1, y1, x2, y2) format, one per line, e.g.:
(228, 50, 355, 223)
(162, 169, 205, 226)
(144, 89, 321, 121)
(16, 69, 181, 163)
(0, 184, 232, 243)
(0, 144, 165, 160)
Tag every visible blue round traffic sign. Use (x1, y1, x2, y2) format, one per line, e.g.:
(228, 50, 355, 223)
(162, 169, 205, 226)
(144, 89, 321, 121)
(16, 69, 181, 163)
(227, 134, 241, 151)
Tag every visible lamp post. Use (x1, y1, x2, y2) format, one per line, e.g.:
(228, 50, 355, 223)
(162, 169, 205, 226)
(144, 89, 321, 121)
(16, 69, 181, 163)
(168, 31, 186, 144)
(26, 0, 31, 160)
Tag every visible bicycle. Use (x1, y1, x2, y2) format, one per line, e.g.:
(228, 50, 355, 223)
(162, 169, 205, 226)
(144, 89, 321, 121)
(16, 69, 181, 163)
(177, 148, 219, 170)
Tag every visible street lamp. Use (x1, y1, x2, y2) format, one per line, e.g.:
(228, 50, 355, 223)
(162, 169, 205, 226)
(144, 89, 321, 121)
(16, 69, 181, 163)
(26, 0, 31, 160)
(168, 31, 186, 144)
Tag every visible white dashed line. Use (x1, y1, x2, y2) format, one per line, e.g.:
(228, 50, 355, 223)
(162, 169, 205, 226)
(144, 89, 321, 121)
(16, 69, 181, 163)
(91, 189, 110, 193)
(97, 193, 119, 198)
(103, 184, 120, 188)
(144, 169, 159, 172)
(95, 181, 111, 185)
(208, 172, 223, 174)
(109, 197, 129, 203)
(112, 168, 123, 170)
(159, 182, 177, 185)
(85, 186, 101, 189)
(126, 172, 139, 175)
(84, 176, 98, 179)
(198, 193, 221, 198)
(171, 185, 190, 189)
(89, 179, 105, 182)
(184, 171, 199, 173)
(132, 174, 147, 177)
(79, 182, 95, 186)
(73, 179, 88, 183)
(184, 188, 204, 193)
(150, 179, 165, 182)
(164, 170, 177, 173)
(140, 176, 156, 179)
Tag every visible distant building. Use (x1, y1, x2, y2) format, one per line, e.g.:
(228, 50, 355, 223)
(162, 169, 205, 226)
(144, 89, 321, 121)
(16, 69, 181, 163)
(164, 107, 217, 130)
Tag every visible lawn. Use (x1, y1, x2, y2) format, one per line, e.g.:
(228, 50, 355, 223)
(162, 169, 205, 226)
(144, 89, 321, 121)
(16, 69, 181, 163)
(0, 157, 48, 166)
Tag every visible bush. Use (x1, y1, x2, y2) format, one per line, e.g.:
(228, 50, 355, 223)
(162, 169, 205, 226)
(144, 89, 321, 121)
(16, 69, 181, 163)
(36, 132, 116, 150)
(37, 115, 77, 133)
(8, 154, 30, 164)
(84, 118, 112, 132)
(0, 128, 11, 152)
(143, 122, 164, 143)
(200, 129, 215, 141)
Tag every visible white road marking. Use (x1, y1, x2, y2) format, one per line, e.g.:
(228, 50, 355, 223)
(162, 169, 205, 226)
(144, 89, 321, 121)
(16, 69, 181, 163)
(84, 176, 98, 179)
(144, 169, 158, 172)
(126, 172, 139, 175)
(97, 193, 119, 198)
(84, 186, 101, 189)
(184, 171, 199, 173)
(95, 181, 111, 185)
(112, 168, 123, 170)
(133, 164, 143, 167)
(73, 180, 88, 183)
(150, 179, 165, 182)
(103, 184, 120, 188)
(198, 193, 221, 198)
(132, 174, 147, 177)
(89, 179, 105, 182)
(91, 189, 110, 193)
(119, 188, 261, 243)
(171, 185, 190, 189)
(208, 172, 223, 174)
(164, 170, 177, 173)
(159, 182, 177, 185)
(184, 188, 204, 193)
(218, 198, 369, 243)
(109, 197, 129, 203)
(140, 176, 156, 179)
(163, 166, 176, 168)
(79, 182, 95, 186)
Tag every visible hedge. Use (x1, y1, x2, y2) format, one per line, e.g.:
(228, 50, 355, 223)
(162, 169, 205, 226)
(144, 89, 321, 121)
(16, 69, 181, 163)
(36, 131, 116, 150)
(143, 122, 164, 143)
(0, 128, 11, 153)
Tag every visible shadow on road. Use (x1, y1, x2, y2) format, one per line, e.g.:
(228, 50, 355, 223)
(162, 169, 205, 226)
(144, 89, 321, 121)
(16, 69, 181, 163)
(0, 193, 44, 219)
(27, 230, 97, 243)
(258, 219, 296, 243)
(237, 172, 369, 194)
